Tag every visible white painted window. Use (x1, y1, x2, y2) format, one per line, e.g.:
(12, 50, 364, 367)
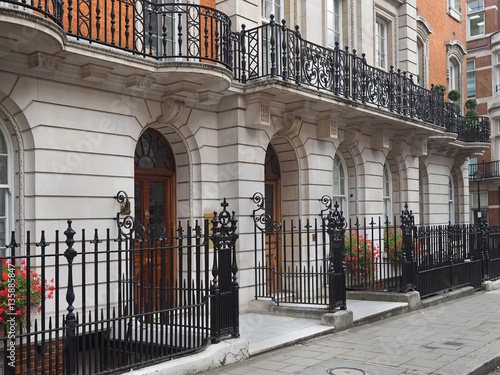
(448, 0, 459, 9)
(468, 0, 485, 37)
(376, 18, 387, 70)
(449, 177, 455, 225)
(449, 59, 458, 91)
(262, 0, 283, 22)
(383, 163, 392, 221)
(0, 122, 12, 255)
(333, 153, 347, 217)
(327, 0, 342, 48)
(467, 60, 476, 97)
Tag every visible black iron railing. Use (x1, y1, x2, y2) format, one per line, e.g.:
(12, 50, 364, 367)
(252, 194, 499, 305)
(235, 17, 490, 143)
(1, 0, 233, 67)
(1, 4, 491, 143)
(469, 161, 500, 180)
(0, 199, 238, 375)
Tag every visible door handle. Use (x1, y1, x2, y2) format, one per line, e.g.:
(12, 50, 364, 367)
(145, 209, 150, 220)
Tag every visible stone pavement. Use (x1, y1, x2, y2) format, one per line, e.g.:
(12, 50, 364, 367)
(198, 289, 500, 375)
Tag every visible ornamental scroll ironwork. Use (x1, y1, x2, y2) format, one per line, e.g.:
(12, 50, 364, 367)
(320, 195, 347, 233)
(250, 192, 282, 234)
(114, 190, 136, 239)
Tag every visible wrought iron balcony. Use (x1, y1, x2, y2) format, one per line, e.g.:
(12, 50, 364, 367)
(233, 17, 490, 143)
(469, 161, 500, 180)
(0, 3, 491, 144)
(1, 0, 233, 68)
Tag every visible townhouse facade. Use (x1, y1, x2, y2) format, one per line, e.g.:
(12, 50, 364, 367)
(0, 0, 490, 307)
(465, 0, 500, 225)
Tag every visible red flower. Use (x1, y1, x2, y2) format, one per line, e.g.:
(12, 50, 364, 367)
(1, 273, 7, 281)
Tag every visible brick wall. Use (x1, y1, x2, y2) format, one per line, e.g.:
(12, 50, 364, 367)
(417, 0, 467, 90)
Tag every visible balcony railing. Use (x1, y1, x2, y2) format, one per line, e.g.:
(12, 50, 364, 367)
(0, 4, 491, 143)
(234, 17, 490, 143)
(1, 0, 233, 68)
(469, 161, 500, 180)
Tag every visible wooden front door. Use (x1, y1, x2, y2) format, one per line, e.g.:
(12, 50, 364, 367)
(134, 129, 176, 312)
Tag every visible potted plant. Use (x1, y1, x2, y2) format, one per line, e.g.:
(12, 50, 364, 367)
(465, 98, 478, 110)
(0, 259, 54, 334)
(344, 231, 379, 284)
(448, 89, 461, 102)
(433, 84, 447, 93)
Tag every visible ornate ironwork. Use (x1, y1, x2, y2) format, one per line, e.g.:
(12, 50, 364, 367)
(250, 192, 282, 233)
(114, 190, 135, 239)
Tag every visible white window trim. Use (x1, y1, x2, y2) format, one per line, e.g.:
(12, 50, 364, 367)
(383, 163, 393, 221)
(0, 121, 13, 255)
(449, 177, 455, 225)
(333, 153, 348, 218)
(467, 0, 485, 38)
(262, 0, 283, 23)
(376, 18, 388, 71)
(326, 0, 342, 49)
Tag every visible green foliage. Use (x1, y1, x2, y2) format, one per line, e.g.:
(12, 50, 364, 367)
(433, 84, 447, 93)
(384, 227, 403, 262)
(344, 231, 379, 281)
(448, 90, 461, 102)
(465, 98, 478, 111)
(0, 259, 54, 334)
(466, 110, 478, 118)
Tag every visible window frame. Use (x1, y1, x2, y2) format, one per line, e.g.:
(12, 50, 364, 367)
(376, 17, 388, 71)
(332, 153, 348, 218)
(467, 60, 476, 97)
(467, 0, 485, 38)
(0, 121, 13, 256)
(383, 163, 393, 221)
(449, 177, 455, 225)
(326, 0, 342, 49)
(262, 0, 283, 23)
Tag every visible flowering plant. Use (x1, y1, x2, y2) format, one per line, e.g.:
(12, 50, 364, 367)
(344, 231, 379, 281)
(384, 227, 403, 262)
(0, 259, 54, 333)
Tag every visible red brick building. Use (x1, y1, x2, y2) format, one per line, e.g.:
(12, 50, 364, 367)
(466, 0, 500, 224)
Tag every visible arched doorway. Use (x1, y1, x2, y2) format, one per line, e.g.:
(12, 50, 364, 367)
(265, 144, 281, 291)
(134, 128, 176, 312)
(134, 128, 176, 232)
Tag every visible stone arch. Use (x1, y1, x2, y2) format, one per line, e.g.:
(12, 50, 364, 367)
(386, 151, 407, 220)
(419, 158, 430, 225)
(450, 162, 466, 224)
(0, 91, 33, 240)
(267, 135, 303, 221)
(135, 117, 200, 223)
(335, 144, 362, 220)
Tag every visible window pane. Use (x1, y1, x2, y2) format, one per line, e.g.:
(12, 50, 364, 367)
(468, 0, 484, 12)
(467, 72, 476, 97)
(0, 155, 7, 185)
(376, 19, 387, 69)
(467, 61, 475, 71)
(469, 12, 485, 36)
(0, 189, 5, 216)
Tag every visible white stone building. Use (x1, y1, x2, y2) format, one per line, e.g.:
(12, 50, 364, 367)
(0, 0, 490, 311)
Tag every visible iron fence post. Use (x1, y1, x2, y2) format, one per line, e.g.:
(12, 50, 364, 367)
(480, 218, 490, 281)
(210, 211, 221, 344)
(230, 211, 240, 338)
(325, 200, 347, 312)
(400, 204, 416, 292)
(63, 220, 77, 375)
